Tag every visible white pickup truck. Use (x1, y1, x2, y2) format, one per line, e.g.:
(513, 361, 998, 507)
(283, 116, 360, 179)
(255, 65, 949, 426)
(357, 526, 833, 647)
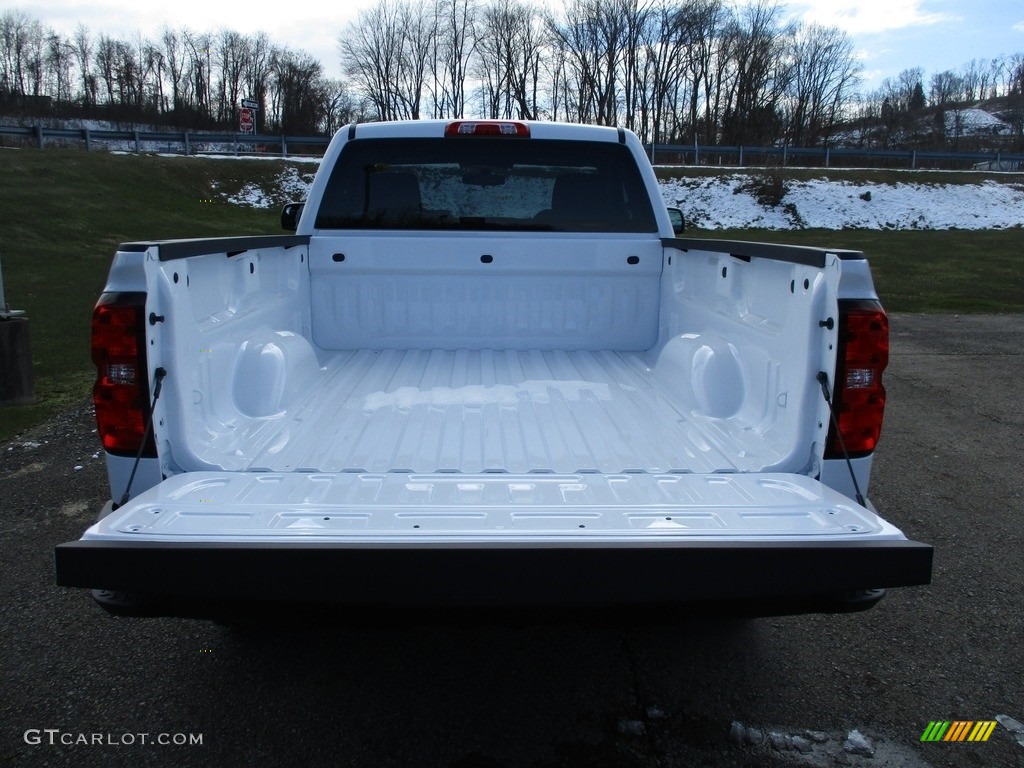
(56, 120, 931, 618)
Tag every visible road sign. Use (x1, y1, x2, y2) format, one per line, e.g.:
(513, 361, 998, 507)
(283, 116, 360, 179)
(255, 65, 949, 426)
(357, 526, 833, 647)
(241, 98, 259, 110)
(239, 108, 254, 133)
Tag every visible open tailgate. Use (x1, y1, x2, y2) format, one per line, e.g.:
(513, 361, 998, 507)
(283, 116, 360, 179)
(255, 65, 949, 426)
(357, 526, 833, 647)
(56, 471, 932, 609)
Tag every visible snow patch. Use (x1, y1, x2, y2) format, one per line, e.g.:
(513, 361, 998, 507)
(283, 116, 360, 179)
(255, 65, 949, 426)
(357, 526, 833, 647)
(661, 174, 1024, 230)
(842, 729, 874, 757)
(945, 108, 1012, 136)
(223, 165, 318, 209)
(728, 721, 931, 767)
(996, 714, 1024, 747)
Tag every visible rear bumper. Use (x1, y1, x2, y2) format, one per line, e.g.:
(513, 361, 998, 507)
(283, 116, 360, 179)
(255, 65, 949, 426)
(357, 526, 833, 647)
(55, 537, 933, 612)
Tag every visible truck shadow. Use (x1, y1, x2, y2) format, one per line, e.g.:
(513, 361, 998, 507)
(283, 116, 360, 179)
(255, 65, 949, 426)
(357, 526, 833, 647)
(201, 610, 776, 766)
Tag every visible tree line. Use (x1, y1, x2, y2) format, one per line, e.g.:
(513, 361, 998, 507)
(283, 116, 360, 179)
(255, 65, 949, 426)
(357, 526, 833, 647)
(0, 9, 363, 134)
(342, 0, 865, 146)
(2, 1, 1024, 148)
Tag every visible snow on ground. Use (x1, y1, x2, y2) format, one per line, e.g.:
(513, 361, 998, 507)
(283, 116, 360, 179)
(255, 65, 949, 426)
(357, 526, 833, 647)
(660, 173, 1024, 230)
(225, 165, 318, 208)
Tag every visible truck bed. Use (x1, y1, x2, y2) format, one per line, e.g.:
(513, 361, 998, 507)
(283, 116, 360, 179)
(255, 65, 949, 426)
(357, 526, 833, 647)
(164, 235, 835, 479)
(220, 347, 755, 475)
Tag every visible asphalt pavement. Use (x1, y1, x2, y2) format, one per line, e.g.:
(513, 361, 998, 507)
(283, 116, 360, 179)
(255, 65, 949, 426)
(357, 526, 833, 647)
(1, 313, 1022, 768)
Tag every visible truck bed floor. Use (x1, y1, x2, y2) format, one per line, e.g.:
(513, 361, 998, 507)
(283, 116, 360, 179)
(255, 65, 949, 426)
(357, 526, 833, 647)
(231, 348, 748, 475)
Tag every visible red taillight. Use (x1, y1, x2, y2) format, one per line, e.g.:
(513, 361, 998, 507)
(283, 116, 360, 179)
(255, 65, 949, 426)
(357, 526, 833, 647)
(826, 301, 888, 458)
(445, 121, 530, 137)
(92, 293, 155, 456)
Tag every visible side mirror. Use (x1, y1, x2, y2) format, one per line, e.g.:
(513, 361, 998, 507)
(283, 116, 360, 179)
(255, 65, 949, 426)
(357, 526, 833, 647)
(281, 202, 305, 231)
(667, 207, 685, 235)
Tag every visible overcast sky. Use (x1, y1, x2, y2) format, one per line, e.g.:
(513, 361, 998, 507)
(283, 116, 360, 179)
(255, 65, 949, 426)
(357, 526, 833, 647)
(9, 0, 1024, 91)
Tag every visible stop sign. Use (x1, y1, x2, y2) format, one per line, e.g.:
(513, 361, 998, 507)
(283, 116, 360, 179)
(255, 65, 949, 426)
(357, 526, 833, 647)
(239, 107, 254, 132)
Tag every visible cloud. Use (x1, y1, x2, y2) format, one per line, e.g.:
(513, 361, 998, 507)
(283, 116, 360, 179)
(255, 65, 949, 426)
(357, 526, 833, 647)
(854, 44, 892, 62)
(791, 1, 956, 35)
(1014, 22, 1024, 33)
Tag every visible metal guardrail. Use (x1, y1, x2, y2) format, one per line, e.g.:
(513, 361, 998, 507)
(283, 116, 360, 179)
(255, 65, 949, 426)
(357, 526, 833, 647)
(649, 143, 1024, 170)
(0, 124, 330, 156)
(1, 124, 1022, 168)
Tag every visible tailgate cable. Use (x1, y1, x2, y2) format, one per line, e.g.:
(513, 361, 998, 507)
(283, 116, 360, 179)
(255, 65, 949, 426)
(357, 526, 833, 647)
(113, 367, 166, 510)
(816, 371, 866, 507)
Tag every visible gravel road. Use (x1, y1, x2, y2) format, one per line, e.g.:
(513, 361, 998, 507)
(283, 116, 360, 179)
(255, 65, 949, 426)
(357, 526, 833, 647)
(1, 313, 1021, 768)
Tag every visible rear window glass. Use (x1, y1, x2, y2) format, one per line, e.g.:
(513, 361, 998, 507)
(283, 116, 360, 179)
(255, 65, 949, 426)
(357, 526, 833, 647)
(314, 137, 657, 233)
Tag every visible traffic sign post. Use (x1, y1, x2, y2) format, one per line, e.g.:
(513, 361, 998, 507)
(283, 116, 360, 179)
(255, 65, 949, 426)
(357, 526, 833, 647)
(240, 98, 259, 134)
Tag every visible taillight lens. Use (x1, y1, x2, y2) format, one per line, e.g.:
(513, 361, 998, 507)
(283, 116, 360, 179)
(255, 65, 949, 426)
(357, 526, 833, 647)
(825, 300, 888, 458)
(444, 121, 530, 137)
(92, 292, 155, 456)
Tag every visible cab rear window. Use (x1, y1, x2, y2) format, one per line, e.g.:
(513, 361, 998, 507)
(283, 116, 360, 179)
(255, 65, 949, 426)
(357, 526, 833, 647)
(314, 138, 657, 233)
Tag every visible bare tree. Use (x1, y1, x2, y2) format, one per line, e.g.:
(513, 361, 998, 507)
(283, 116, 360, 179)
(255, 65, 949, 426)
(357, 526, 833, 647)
(630, 0, 696, 145)
(340, 0, 408, 120)
(397, 0, 438, 119)
(544, 33, 570, 120)
(148, 40, 166, 113)
(1011, 53, 1024, 96)
(322, 79, 371, 133)
(270, 48, 327, 133)
(1007, 53, 1024, 149)
(0, 12, 42, 95)
(477, 0, 543, 119)
(929, 70, 963, 107)
(114, 38, 138, 107)
(882, 67, 925, 112)
(216, 29, 248, 123)
(785, 22, 860, 145)
(74, 24, 97, 106)
(20, 16, 45, 96)
(129, 33, 162, 113)
(627, 1, 669, 143)
(437, 0, 478, 117)
(960, 58, 995, 102)
(94, 34, 117, 105)
(45, 32, 75, 103)
(616, 0, 653, 135)
(718, 0, 792, 145)
(160, 28, 185, 116)
(0, 11, 16, 93)
(183, 29, 213, 120)
(988, 55, 1008, 99)
(546, 0, 626, 125)
(243, 32, 275, 131)
(679, 0, 727, 144)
